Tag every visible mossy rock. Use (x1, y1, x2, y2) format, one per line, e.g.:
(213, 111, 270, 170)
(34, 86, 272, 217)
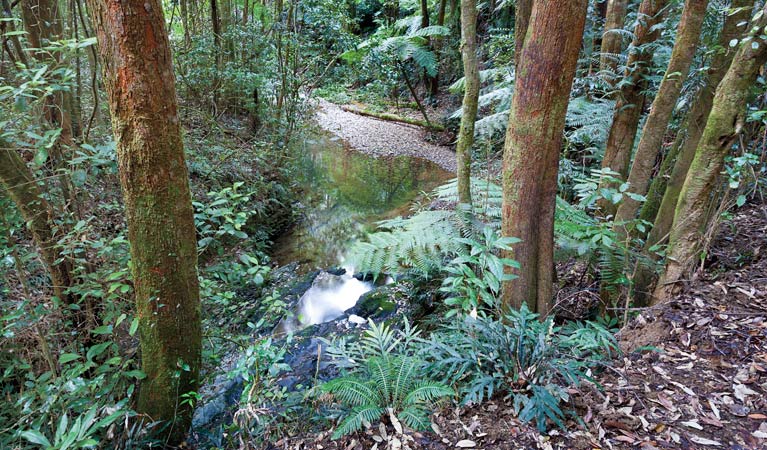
(347, 286, 397, 319)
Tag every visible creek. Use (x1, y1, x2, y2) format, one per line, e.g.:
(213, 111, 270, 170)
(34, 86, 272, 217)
(271, 132, 451, 330)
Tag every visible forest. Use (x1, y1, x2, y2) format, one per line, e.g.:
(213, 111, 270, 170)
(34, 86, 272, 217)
(1, 0, 767, 447)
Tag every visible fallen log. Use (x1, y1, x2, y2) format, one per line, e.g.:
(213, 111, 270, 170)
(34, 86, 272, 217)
(340, 105, 445, 132)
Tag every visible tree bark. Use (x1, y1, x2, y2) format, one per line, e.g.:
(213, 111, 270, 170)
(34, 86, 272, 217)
(21, 0, 79, 211)
(1, 0, 28, 67)
(597, 0, 668, 216)
(455, 0, 479, 205)
(654, 6, 767, 302)
(614, 0, 709, 237)
(599, 0, 628, 82)
(0, 144, 74, 305)
(641, 0, 752, 237)
(631, 0, 752, 304)
(86, 0, 202, 443)
(513, 0, 531, 68)
(501, 0, 587, 314)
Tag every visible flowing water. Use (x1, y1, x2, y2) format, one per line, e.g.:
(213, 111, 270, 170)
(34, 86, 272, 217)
(272, 132, 451, 330)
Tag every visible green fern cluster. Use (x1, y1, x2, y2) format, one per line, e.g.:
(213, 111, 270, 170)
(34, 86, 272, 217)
(422, 305, 618, 431)
(345, 178, 501, 277)
(322, 355, 453, 438)
(321, 320, 453, 439)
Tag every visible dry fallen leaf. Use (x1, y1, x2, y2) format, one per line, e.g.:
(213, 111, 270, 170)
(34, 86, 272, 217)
(689, 435, 722, 446)
(681, 420, 703, 430)
(455, 439, 476, 448)
(733, 383, 758, 402)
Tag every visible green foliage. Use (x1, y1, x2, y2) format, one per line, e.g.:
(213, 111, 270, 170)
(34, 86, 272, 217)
(0, 305, 150, 449)
(230, 337, 293, 442)
(440, 227, 520, 317)
(194, 182, 265, 253)
(346, 178, 501, 277)
(322, 320, 453, 439)
(363, 18, 449, 77)
(423, 306, 618, 431)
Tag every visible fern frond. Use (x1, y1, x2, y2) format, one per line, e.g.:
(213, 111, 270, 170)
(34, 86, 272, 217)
(398, 406, 431, 431)
(323, 378, 381, 407)
(331, 405, 387, 439)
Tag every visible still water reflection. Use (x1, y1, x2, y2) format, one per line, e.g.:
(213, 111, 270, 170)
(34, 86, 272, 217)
(271, 133, 451, 271)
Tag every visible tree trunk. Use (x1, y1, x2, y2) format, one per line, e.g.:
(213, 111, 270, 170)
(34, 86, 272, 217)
(455, 0, 479, 205)
(613, 0, 708, 237)
(597, 0, 668, 216)
(654, 6, 767, 302)
(501, 0, 587, 314)
(641, 0, 752, 238)
(599, 0, 628, 82)
(181, 0, 190, 46)
(21, 0, 79, 211)
(0, 144, 74, 306)
(631, 0, 752, 304)
(513, 0, 532, 68)
(1, 0, 28, 67)
(86, 0, 202, 444)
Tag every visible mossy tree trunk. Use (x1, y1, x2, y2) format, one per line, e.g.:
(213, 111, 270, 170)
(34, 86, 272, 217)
(613, 0, 709, 237)
(455, 0, 479, 205)
(597, 0, 668, 216)
(501, 0, 587, 315)
(654, 6, 767, 302)
(631, 0, 752, 304)
(599, 0, 628, 82)
(86, 0, 202, 444)
(0, 143, 75, 305)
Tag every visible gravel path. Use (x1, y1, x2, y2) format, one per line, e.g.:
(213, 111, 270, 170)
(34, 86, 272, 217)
(314, 98, 457, 173)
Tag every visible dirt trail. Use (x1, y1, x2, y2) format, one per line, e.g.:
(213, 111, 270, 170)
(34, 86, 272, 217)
(314, 98, 457, 173)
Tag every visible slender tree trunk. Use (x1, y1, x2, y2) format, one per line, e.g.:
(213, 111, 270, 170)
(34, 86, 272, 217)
(437, 0, 447, 26)
(86, 0, 202, 443)
(641, 0, 752, 236)
(513, 0, 531, 68)
(181, 0, 190, 46)
(420, 0, 438, 97)
(654, 6, 767, 302)
(614, 0, 709, 236)
(501, 0, 587, 314)
(211, 0, 221, 65)
(0, 144, 74, 306)
(455, 0, 478, 204)
(597, 0, 668, 216)
(630, 0, 753, 305)
(599, 0, 628, 82)
(21, 0, 79, 212)
(1, 0, 28, 67)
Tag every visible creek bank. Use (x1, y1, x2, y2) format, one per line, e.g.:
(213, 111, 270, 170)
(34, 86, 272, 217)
(191, 265, 421, 442)
(314, 98, 457, 172)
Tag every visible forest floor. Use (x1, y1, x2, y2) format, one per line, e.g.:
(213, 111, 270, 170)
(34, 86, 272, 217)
(314, 98, 457, 172)
(283, 203, 767, 449)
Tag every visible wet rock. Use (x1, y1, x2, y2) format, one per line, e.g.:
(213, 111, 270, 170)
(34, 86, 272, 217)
(347, 286, 398, 319)
(348, 314, 366, 324)
(352, 272, 376, 282)
(326, 266, 347, 276)
(191, 376, 243, 430)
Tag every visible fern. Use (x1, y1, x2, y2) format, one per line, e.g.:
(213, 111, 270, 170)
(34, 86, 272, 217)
(321, 321, 453, 439)
(423, 306, 617, 431)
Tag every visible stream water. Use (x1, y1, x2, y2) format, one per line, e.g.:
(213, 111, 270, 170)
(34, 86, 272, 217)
(272, 132, 451, 329)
